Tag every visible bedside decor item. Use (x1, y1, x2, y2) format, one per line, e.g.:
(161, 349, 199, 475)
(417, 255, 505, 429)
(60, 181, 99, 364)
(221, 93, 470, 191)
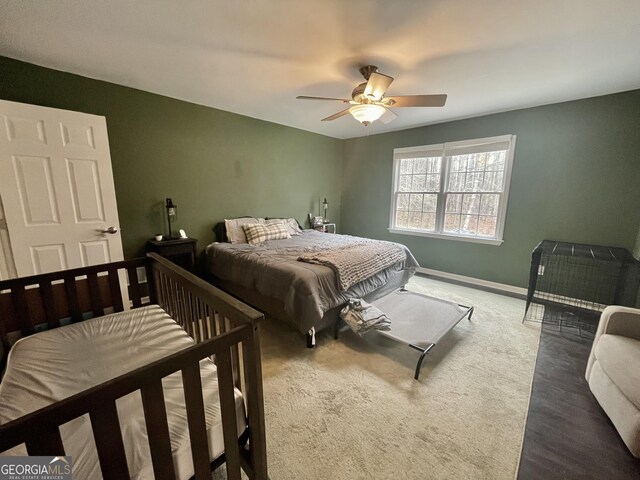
(165, 198, 178, 239)
(179, 228, 187, 239)
(322, 197, 329, 221)
(154, 234, 163, 241)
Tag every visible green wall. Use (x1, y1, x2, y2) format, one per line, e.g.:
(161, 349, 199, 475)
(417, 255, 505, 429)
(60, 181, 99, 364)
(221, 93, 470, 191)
(0, 56, 342, 259)
(342, 91, 640, 287)
(2, 55, 639, 288)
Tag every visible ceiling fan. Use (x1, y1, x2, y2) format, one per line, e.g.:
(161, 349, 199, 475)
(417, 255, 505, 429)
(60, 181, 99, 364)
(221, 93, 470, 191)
(296, 65, 447, 126)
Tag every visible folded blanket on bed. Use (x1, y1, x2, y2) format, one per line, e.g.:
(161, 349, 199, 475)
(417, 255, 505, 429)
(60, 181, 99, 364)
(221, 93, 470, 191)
(340, 298, 391, 335)
(298, 240, 406, 291)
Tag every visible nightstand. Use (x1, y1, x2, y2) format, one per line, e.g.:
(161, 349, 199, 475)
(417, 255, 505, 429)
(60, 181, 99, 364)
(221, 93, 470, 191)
(314, 223, 336, 234)
(147, 238, 197, 272)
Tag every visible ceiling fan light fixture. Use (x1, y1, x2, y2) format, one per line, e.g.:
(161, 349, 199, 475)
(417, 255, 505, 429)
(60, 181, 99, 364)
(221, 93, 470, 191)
(349, 104, 386, 126)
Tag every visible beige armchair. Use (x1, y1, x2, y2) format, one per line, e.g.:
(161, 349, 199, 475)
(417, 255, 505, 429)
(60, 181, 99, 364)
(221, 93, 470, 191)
(586, 305, 640, 457)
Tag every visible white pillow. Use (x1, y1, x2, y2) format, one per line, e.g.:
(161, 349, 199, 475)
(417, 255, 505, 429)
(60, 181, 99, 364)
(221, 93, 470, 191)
(265, 218, 302, 236)
(224, 217, 265, 244)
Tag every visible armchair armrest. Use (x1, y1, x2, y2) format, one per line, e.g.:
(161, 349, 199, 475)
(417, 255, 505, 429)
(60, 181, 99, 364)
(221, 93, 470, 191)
(586, 305, 640, 381)
(596, 305, 640, 342)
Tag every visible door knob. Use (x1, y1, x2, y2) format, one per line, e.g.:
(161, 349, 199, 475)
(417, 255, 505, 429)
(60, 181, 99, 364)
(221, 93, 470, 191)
(100, 226, 118, 234)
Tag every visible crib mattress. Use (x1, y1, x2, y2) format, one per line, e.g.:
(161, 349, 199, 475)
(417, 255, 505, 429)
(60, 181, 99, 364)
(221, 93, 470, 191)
(0, 305, 246, 480)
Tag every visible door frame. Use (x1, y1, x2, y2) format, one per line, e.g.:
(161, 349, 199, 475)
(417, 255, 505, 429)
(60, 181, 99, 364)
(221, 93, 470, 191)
(0, 193, 17, 280)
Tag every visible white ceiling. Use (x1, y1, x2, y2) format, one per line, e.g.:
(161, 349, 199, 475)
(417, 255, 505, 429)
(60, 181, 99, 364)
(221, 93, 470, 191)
(1, 1, 639, 139)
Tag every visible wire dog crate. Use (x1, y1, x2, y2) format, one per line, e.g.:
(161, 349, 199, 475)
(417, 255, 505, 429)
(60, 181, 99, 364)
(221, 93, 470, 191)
(523, 240, 640, 336)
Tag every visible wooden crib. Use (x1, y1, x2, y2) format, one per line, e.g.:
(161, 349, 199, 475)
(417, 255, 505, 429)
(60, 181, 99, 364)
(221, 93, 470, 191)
(0, 253, 267, 480)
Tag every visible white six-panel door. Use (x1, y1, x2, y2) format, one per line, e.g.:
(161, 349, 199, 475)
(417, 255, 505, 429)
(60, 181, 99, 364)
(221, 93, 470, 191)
(0, 100, 125, 278)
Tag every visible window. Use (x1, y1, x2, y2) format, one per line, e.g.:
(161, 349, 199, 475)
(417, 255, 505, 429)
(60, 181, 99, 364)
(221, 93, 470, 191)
(389, 135, 515, 245)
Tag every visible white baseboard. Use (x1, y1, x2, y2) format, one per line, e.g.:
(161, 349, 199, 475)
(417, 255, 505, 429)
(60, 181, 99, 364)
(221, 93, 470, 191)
(417, 267, 528, 297)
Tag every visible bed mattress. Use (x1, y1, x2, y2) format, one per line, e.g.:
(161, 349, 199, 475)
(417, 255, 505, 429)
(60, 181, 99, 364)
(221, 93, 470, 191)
(0, 305, 246, 480)
(206, 230, 419, 334)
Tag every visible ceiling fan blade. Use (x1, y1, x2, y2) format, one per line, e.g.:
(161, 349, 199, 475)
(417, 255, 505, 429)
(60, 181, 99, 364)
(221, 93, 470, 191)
(321, 108, 351, 122)
(386, 94, 447, 107)
(363, 72, 394, 101)
(297, 95, 350, 103)
(379, 108, 398, 124)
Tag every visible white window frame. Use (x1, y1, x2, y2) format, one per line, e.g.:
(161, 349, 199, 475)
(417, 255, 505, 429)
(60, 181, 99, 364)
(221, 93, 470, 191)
(388, 134, 516, 245)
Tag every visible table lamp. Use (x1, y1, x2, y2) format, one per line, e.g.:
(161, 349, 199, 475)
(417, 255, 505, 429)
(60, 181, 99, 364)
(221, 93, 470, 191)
(165, 198, 178, 239)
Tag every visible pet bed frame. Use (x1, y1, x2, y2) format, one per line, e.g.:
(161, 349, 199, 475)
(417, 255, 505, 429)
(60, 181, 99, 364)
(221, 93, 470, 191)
(336, 289, 474, 379)
(0, 253, 267, 480)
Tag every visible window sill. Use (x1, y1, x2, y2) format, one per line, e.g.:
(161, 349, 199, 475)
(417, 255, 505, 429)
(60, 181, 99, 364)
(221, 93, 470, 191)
(388, 228, 504, 245)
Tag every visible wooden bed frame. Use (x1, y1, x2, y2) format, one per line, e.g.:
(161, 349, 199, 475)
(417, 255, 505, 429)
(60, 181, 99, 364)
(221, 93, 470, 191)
(0, 253, 267, 480)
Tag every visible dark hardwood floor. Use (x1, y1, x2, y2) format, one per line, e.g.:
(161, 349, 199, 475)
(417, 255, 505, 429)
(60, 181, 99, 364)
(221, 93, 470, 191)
(517, 323, 640, 479)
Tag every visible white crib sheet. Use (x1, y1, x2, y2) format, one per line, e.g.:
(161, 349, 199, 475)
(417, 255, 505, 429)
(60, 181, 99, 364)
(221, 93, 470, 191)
(0, 305, 246, 480)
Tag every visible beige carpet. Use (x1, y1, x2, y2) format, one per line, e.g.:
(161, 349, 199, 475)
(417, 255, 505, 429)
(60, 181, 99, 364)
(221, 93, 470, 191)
(221, 276, 540, 479)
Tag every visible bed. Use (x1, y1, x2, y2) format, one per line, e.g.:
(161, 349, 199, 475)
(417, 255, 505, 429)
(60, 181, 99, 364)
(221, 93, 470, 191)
(206, 223, 419, 340)
(0, 253, 267, 480)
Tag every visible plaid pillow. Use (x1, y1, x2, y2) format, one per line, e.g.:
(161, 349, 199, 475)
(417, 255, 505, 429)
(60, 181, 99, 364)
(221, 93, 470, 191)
(265, 218, 302, 236)
(242, 222, 291, 245)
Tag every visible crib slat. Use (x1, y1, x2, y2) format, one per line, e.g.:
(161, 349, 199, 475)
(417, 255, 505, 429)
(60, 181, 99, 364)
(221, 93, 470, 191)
(145, 263, 157, 303)
(198, 299, 208, 340)
(230, 343, 241, 389)
(216, 349, 241, 480)
(11, 285, 32, 335)
(217, 313, 225, 334)
(167, 278, 177, 319)
(141, 379, 176, 480)
(190, 293, 201, 343)
(90, 401, 131, 480)
(208, 305, 218, 337)
(181, 363, 211, 480)
(156, 271, 166, 312)
(25, 427, 65, 456)
(108, 268, 124, 312)
(162, 274, 171, 315)
(182, 288, 190, 336)
(179, 287, 190, 336)
(182, 288, 191, 336)
(39, 280, 59, 328)
(87, 271, 104, 317)
(63, 274, 82, 323)
(127, 266, 142, 308)
(168, 277, 177, 318)
(204, 301, 212, 340)
(184, 291, 193, 339)
(197, 298, 208, 341)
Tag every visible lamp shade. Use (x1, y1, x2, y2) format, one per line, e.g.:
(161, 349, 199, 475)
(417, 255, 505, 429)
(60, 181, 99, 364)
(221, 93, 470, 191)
(349, 104, 386, 126)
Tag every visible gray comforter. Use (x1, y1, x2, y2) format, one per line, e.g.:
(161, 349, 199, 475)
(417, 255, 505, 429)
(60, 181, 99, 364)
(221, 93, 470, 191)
(205, 231, 419, 334)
